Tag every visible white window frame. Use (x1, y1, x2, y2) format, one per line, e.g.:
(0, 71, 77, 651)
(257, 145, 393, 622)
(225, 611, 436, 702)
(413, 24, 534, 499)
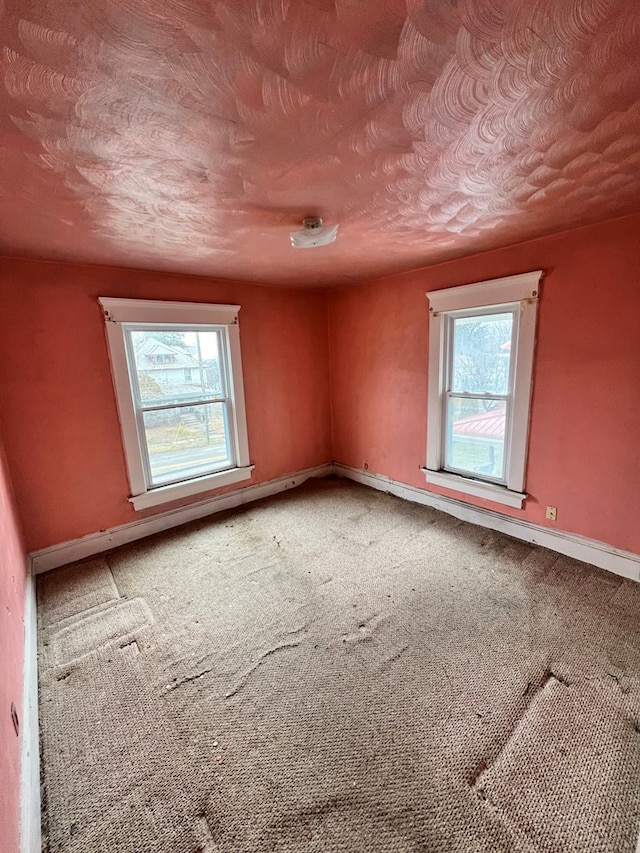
(99, 298, 253, 510)
(422, 271, 542, 509)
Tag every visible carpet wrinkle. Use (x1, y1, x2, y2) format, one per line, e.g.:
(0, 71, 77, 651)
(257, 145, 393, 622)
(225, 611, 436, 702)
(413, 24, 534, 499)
(475, 677, 640, 853)
(167, 636, 304, 698)
(242, 557, 282, 578)
(472, 669, 571, 794)
(41, 596, 130, 639)
(575, 569, 623, 606)
(194, 815, 219, 852)
(39, 647, 205, 853)
(470, 791, 543, 853)
(611, 579, 640, 615)
(37, 478, 640, 852)
(149, 621, 313, 702)
(520, 547, 561, 578)
(378, 642, 410, 669)
(224, 635, 306, 699)
(337, 611, 385, 648)
(46, 597, 153, 668)
(38, 556, 120, 627)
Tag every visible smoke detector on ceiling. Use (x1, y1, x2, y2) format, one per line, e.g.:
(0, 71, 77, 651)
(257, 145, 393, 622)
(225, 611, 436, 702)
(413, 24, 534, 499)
(289, 217, 338, 249)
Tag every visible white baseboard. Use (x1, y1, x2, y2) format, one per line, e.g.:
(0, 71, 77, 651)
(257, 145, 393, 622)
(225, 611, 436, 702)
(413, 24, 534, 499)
(20, 461, 640, 853)
(30, 464, 334, 574)
(29, 460, 640, 583)
(334, 464, 640, 583)
(20, 565, 41, 853)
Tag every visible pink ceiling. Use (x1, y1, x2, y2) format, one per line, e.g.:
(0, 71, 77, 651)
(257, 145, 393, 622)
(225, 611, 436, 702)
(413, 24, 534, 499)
(1, 0, 639, 287)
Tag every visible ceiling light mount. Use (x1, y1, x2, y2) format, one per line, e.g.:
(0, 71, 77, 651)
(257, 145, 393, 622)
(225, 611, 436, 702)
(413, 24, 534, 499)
(290, 216, 338, 249)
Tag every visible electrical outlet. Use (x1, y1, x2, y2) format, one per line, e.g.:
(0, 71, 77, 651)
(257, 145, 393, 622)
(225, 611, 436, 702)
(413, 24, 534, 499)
(546, 506, 557, 521)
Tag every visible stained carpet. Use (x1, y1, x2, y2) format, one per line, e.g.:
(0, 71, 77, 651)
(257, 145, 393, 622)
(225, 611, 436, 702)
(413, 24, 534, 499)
(37, 477, 640, 852)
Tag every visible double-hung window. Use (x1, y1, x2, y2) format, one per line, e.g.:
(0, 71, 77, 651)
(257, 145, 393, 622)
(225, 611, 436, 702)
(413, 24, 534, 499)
(423, 271, 542, 508)
(100, 298, 252, 510)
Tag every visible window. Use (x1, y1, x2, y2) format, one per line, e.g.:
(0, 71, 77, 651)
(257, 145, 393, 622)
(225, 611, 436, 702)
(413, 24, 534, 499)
(99, 298, 252, 510)
(423, 271, 542, 509)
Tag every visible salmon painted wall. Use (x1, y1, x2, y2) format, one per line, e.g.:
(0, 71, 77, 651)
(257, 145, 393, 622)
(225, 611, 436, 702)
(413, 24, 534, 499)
(328, 213, 640, 555)
(0, 427, 26, 853)
(0, 259, 331, 552)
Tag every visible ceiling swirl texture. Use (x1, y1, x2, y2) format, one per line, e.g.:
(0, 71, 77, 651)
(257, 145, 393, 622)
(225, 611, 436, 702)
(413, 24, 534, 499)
(1, 0, 639, 285)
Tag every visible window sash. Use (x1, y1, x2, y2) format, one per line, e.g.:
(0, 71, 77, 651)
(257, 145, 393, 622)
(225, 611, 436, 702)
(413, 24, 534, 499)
(125, 324, 229, 407)
(440, 308, 517, 486)
(132, 398, 228, 414)
(123, 324, 237, 491)
(444, 306, 518, 395)
(443, 393, 512, 484)
(138, 400, 236, 489)
(424, 270, 542, 507)
(99, 297, 253, 510)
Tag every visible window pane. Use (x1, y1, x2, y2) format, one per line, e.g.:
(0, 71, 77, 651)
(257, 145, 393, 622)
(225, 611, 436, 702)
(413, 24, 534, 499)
(451, 313, 513, 394)
(130, 329, 224, 405)
(445, 398, 506, 480)
(143, 402, 232, 486)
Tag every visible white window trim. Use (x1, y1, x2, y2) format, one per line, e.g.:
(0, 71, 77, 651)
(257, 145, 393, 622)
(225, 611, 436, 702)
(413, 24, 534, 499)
(422, 270, 543, 509)
(99, 298, 253, 510)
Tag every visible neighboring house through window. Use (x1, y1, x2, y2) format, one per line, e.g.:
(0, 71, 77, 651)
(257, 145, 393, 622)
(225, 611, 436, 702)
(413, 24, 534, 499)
(99, 298, 252, 510)
(423, 271, 542, 508)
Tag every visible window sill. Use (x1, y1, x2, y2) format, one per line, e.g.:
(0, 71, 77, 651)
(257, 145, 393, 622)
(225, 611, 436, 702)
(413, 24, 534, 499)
(129, 465, 255, 511)
(421, 468, 526, 509)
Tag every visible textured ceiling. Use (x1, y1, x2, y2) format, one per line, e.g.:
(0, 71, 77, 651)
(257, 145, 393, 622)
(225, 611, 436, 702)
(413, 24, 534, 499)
(1, 0, 639, 286)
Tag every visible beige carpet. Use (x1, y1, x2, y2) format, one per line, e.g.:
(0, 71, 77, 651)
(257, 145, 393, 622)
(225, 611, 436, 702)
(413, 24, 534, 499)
(37, 477, 640, 852)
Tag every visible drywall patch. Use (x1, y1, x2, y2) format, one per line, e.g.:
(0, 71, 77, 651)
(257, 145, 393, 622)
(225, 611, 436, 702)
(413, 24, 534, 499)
(474, 677, 640, 853)
(48, 598, 153, 667)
